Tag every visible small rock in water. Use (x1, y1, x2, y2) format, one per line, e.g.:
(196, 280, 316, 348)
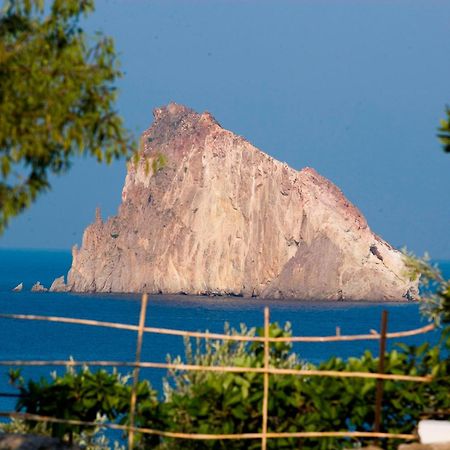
(12, 282, 23, 292)
(49, 275, 67, 292)
(31, 281, 48, 292)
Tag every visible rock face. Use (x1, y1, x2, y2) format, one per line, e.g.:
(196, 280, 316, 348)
(67, 103, 417, 300)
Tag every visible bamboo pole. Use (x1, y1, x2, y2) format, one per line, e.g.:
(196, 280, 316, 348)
(0, 360, 432, 382)
(374, 310, 388, 438)
(0, 313, 435, 343)
(261, 307, 270, 450)
(0, 411, 418, 441)
(128, 293, 148, 450)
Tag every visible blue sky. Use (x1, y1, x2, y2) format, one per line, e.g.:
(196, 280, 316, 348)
(1, 0, 449, 258)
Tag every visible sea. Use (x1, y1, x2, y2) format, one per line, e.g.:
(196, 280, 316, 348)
(0, 248, 449, 414)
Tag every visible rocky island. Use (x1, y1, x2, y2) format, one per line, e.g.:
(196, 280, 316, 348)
(59, 103, 417, 300)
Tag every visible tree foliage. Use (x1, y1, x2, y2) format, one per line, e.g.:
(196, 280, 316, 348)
(438, 106, 450, 153)
(402, 250, 450, 325)
(7, 366, 161, 448)
(0, 0, 134, 232)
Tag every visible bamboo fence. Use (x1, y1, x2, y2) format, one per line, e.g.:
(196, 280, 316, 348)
(0, 294, 436, 449)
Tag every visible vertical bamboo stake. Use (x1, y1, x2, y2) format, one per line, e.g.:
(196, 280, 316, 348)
(128, 293, 148, 450)
(261, 307, 270, 450)
(374, 310, 388, 437)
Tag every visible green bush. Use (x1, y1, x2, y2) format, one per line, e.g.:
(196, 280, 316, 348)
(7, 366, 162, 447)
(156, 323, 449, 450)
(5, 323, 449, 450)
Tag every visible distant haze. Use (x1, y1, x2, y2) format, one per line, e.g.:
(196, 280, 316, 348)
(1, 0, 449, 259)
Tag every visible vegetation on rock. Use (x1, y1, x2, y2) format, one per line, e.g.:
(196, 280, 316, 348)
(438, 106, 450, 153)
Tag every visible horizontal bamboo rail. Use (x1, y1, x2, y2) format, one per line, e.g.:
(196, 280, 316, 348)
(0, 313, 435, 342)
(0, 412, 417, 441)
(0, 360, 432, 382)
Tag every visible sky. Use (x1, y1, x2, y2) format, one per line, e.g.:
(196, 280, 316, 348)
(1, 0, 449, 259)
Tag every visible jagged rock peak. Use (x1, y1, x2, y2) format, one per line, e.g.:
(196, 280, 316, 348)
(152, 102, 218, 126)
(153, 102, 194, 121)
(140, 103, 220, 157)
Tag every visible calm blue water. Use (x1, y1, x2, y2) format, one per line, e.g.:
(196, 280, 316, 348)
(0, 249, 448, 412)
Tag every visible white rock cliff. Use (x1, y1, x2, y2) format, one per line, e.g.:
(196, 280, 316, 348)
(66, 104, 416, 300)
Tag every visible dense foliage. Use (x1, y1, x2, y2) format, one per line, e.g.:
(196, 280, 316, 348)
(402, 250, 450, 325)
(7, 367, 161, 447)
(438, 106, 450, 153)
(0, 0, 134, 232)
(155, 324, 449, 450)
(5, 319, 449, 450)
